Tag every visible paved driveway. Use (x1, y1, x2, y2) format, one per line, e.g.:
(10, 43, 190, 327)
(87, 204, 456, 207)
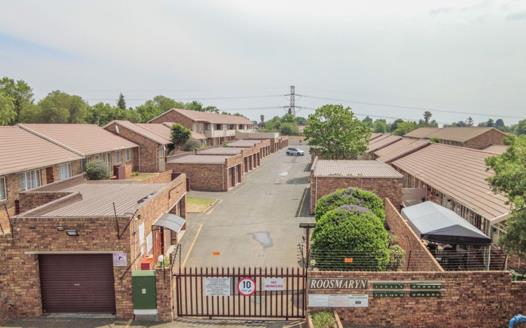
(180, 146, 311, 268)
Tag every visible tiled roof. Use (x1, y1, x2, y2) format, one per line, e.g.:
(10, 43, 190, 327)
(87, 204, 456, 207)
(370, 133, 383, 140)
(483, 145, 508, 155)
(107, 121, 170, 145)
(0, 126, 82, 176)
(160, 122, 206, 140)
(405, 127, 504, 143)
(374, 138, 430, 163)
(226, 140, 261, 147)
(19, 182, 165, 217)
(392, 144, 509, 221)
(19, 124, 138, 156)
(313, 160, 403, 179)
(367, 135, 402, 152)
(197, 147, 242, 155)
(150, 108, 252, 125)
(168, 155, 229, 164)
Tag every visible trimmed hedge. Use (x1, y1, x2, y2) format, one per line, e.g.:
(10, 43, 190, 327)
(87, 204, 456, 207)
(311, 206, 390, 271)
(315, 187, 385, 222)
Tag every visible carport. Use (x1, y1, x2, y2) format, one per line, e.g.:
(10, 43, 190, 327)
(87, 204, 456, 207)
(401, 201, 491, 245)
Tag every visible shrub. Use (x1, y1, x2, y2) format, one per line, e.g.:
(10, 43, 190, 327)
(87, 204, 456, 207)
(182, 138, 201, 151)
(315, 187, 385, 222)
(85, 160, 109, 180)
(387, 244, 405, 271)
(279, 122, 299, 136)
(311, 311, 336, 328)
(311, 206, 390, 271)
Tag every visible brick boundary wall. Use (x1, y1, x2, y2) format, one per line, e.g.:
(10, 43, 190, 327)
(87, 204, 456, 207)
(384, 198, 443, 272)
(140, 170, 174, 184)
(308, 270, 525, 328)
(156, 269, 173, 321)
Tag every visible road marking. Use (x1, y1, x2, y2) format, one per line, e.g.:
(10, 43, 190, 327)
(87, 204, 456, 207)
(205, 199, 222, 215)
(182, 223, 203, 267)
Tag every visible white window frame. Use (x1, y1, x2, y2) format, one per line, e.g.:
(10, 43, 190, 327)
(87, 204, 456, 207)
(0, 176, 6, 201)
(58, 162, 72, 181)
(114, 151, 121, 163)
(19, 169, 42, 191)
(125, 149, 132, 161)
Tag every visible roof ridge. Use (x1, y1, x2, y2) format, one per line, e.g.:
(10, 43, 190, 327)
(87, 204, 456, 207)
(17, 123, 85, 157)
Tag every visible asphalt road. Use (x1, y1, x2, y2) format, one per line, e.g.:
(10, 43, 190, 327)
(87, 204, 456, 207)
(181, 146, 311, 268)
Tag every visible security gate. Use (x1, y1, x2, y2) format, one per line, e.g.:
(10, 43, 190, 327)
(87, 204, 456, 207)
(174, 267, 306, 319)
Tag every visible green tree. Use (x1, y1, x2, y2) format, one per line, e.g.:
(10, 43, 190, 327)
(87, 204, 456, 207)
(389, 119, 404, 132)
(486, 136, 526, 256)
(0, 91, 16, 125)
(311, 206, 390, 271)
(393, 120, 417, 136)
(0, 77, 34, 123)
(279, 122, 299, 136)
(362, 116, 373, 128)
(295, 116, 307, 125)
(423, 111, 432, 125)
(171, 123, 191, 150)
(373, 119, 388, 133)
(514, 119, 526, 135)
(38, 91, 88, 123)
(495, 119, 505, 130)
(117, 93, 126, 110)
(304, 104, 370, 159)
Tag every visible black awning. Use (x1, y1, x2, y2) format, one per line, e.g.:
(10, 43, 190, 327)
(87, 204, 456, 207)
(401, 201, 491, 245)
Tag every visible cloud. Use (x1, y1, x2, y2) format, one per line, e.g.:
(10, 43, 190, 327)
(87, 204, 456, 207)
(506, 10, 526, 20)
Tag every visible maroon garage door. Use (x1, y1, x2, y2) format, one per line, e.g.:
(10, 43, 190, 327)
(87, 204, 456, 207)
(39, 254, 116, 313)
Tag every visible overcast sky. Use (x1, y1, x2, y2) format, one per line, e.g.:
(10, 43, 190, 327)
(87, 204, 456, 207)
(0, 0, 525, 124)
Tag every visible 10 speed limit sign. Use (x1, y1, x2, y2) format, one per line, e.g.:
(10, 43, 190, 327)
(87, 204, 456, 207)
(238, 277, 256, 296)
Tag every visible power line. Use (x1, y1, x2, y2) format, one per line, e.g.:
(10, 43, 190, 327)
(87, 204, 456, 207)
(300, 94, 523, 120)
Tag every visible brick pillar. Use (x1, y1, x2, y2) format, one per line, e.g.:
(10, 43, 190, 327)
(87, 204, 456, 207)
(156, 269, 173, 321)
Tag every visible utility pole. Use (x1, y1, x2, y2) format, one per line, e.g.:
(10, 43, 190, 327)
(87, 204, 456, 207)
(288, 85, 296, 116)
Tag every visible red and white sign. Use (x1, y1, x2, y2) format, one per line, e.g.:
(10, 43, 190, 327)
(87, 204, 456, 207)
(262, 277, 285, 291)
(238, 277, 256, 296)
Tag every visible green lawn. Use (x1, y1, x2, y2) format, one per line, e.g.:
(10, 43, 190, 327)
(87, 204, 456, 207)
(187, 196, 217, 213)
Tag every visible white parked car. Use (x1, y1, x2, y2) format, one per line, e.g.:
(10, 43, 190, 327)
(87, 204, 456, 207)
(286, 147, 305, 156)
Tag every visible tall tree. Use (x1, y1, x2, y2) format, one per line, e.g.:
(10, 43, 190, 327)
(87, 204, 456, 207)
(495, 118, 505, 130)
(0, 77, 34, 123)
(117, 93, 126, 110)
(486, 136, 526, 256)
(393, 121, 418, 136)
(514, 119, 526, 136)
(304, 104, 370, 159)
(38, 91, 88, 123)
(465, 116, 474, 127)
(0, 91, 16, 125)
(423, 111, 432, 125)
(170, 123, 191, 150)
(362, 116, 373, 128)
(373, 119, 388, 133)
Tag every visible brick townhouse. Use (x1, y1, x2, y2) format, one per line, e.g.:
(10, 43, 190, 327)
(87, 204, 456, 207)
(18, 124, 138, 178)
(166, 154, 243, 191)
(148, 108, 254, 146)
(0, 126, 83, 233)
(226, 139, 272, 160)
(391, 143, 510, 242)
(404, 127, 508, 150)
(104, 121, 173, 172)
(235, 131, 289, 152)
(0, 172, 187, 319)
(197, 146, 259, 172)
(310, 158, 403, 213)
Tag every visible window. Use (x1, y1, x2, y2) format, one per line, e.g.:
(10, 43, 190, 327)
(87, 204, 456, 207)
(19, 170, 42, 191)
(215, 124, 222, 130)
(125, 149, 132, 161)
(114, 151, 121, 163)
(238, 124, 244, 130)
(229, 124, 235, 130)
(0, 177, 6, 201)
(58, 163, 72, 180)
(204, 123, 211, 131)
(159, 146, 165, 158)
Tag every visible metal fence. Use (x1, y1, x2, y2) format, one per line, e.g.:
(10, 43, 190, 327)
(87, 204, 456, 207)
(174, 267, 306, 319)
(308, 249, 508, 271)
